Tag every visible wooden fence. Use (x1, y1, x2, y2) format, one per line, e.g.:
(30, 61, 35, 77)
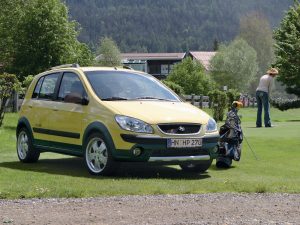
(182, 94, 210, 108)
(1, 92, 20, 112)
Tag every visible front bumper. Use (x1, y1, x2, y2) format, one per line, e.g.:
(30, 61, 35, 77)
(113, 134, 219, 163)
(149, 155, 211, 163)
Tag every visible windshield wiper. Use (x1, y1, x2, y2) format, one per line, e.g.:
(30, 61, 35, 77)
(101, 97, 128, 101)
(134, 96, 173, 101)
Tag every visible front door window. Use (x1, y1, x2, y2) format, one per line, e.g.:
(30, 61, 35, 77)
(58, 72, 85, 104)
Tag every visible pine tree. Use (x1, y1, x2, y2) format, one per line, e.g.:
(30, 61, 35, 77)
(274, 0, 300, 97)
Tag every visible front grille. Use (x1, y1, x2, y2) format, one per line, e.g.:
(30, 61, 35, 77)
(158, 124, 201, 134)
(151, 148, 208, 157)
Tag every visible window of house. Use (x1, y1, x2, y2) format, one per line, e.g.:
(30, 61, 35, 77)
(161, 64, 169, 75)
(148, 64, 161, 75)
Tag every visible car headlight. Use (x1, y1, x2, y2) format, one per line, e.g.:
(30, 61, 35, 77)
(115, 115, 153, 133)
(206, 118, 218, 133)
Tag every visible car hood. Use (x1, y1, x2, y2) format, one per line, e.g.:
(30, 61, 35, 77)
(103, 101, 211, 124)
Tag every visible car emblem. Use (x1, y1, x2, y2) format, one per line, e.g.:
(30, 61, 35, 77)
(178, 126, 185, 132)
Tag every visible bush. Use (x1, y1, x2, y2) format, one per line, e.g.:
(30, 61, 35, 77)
(226, 89, 240, 110)
(270, 98, 300, 111)
(20, 75, 34, 96)
(167, 57, 213, 95)
(208, 89, 228, 121)
(162, 80, 184, 95)
(0, 73, 20, 126)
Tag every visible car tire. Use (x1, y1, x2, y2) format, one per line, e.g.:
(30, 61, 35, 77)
(84, 132, 117, 176)
(180, 159, 213, 173)
(17, 127, 40, 163)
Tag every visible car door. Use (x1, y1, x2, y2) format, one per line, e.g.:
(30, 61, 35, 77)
(30, 73, 61, 142)
(45, 72, 87, 148)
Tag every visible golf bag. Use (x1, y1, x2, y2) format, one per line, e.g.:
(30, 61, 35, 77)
(216, 107, 243, 168)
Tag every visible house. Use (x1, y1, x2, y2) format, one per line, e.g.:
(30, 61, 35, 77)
(121, 53, 186, 79)
(187, 51, 216, 71)
(121, 51, 216, 79)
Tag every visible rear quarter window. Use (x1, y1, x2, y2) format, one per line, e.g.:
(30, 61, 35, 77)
(32, 77, 44, 99)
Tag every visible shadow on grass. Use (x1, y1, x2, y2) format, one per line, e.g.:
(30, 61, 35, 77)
(286, 119, 300, 122)
(0, 157, 210, 180)
(209, 164, 236, 171)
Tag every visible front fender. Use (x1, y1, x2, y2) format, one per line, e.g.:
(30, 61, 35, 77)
(82, 122, 118, 157)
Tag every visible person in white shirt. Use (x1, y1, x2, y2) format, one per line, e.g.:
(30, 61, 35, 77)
(256, 68, 279, 127)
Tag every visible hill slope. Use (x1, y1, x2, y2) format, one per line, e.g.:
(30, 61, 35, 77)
(66, 0, 293, 52)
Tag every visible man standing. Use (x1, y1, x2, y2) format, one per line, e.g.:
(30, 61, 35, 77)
(256, 68, 279, 127)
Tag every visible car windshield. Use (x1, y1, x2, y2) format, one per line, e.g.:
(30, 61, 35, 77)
(85, 70, 180, 101)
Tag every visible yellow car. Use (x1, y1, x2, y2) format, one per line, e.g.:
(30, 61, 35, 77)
(17, 64, 219, 176)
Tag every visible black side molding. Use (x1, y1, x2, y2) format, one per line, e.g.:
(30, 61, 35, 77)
(33, 128, 80, 139)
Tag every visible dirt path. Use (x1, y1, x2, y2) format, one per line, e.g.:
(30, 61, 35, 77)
(1, 193, 299, 225)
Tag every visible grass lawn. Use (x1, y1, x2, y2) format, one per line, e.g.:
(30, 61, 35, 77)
(0, 108, 300, 199)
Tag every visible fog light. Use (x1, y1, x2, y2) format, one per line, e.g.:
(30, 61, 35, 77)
(133, 148, 142, 156)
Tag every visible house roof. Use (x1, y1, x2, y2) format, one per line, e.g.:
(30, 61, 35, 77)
(189, 51, 216, 70)
(121, 52, 186, 61)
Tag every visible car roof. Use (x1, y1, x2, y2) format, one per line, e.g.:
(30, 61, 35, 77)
(35, 66, 148, 78)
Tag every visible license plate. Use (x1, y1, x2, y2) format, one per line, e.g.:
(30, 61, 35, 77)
(167, 138, 202, 148)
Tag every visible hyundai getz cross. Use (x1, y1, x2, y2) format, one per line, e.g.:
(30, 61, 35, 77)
(17, 64, 219, 176)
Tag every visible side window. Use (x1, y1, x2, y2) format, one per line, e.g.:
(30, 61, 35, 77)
(39, 73, 60, 100)
(58, 72, 85, 102)
(32, 76, 44, 99)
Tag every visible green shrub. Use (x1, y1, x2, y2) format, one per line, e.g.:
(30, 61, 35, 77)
(162, 80, 184, 95)
(208, 89, 228, 121)
(270, 98, 300, 111)
(166, 57, 212, 95)
(20, 75, 34, 96)
(226, 89, 240, 110)
(0, 73, 20, 126)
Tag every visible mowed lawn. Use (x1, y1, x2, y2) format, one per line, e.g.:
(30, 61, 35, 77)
(0, 108, 299, 199)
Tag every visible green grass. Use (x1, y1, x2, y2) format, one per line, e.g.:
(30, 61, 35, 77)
(0, 108, 300, 199)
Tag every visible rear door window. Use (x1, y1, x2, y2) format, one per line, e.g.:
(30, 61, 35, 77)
(39, 73, 60, 100)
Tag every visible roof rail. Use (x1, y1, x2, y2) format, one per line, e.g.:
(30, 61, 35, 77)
(50, 63, 80, 70)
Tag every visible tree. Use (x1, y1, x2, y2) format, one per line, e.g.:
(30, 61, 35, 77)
(0, 0, 21, 71)
(239, 12, 275, 94)
(274, 1, 300, 97)
(166, 57, 214, 95)
(0, 73, 20, 127)
(0, 0, 93, 79)
(162, 80, 184, 96)
(213, 38, 219, 51)
(210, 38, 258, 93)
(96, 37, 121, 67)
